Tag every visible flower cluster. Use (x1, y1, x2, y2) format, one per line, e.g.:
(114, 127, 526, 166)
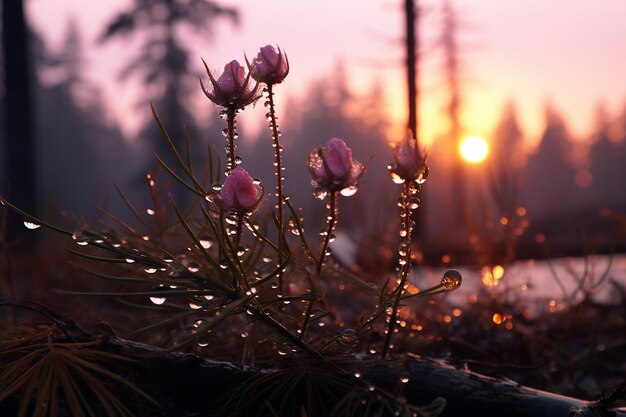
(4, 40, 465, 377)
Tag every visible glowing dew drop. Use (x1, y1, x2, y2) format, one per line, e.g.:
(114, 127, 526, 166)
(337, 329, 359, 347)
(150, 297, 166, 305)
(23, 220, 41, 230)
(441, 269, 462, 291)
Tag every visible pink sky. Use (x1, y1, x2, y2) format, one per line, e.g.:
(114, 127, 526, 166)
(27, 0, 626, 148)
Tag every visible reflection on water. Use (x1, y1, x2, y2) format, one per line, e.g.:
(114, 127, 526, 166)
(414, 255, 625, 307)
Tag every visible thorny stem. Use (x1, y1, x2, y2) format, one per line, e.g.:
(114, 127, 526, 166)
(381, 181, 414, 359)
(226, 109, 237, 174)
(266, 84, 286, 296)
(316, 191, 337, 276)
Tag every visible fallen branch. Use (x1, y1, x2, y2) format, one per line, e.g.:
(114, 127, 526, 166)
(1, 331, 625, 417)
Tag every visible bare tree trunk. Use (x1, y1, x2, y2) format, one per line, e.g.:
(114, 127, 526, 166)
(1, 0, 37, 243)
(405, 0, 418, 138)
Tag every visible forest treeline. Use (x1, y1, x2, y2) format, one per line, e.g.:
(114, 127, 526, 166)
(2, 1, 625, 261)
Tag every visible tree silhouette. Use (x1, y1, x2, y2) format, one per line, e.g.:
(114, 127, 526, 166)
(587, 106, 626, 210)
(34, 21, 132, 218)
(521, 105, 578, 222)
(99, 0, 238, 173)
(1, 0, 37, 242)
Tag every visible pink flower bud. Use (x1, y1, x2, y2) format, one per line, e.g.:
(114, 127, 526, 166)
(389, 132, 428, 183)
(216, 60, 246, 95)
(249, 45, 289, 84)
(201, 59, 258, 109)
(308, 138, 365, 194)
(325, 138, 352, 178)
(218, 167, 263, 212)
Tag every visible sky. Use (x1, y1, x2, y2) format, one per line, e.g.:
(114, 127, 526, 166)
(27, 0, 626, 149)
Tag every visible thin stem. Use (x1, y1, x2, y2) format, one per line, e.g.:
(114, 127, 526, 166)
(266, 84, 284, 237)
(226, 108, 237, 173)
(234, 212, 244, 249)
(381, 181, 413, 359)
(316, 191, 337, 276)
(301, 192, 337, 340)
(252, 306, 323, 359)
(266, 84, 287, 296)
(299, 286, 316, 340)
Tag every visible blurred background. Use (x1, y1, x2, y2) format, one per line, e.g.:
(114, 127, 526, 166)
(2, 0, 626, 265)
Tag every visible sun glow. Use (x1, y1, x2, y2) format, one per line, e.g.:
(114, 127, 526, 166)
(460, 136, 489, 164)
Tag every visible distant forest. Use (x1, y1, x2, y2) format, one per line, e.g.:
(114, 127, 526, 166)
(2, 1, 625, 262)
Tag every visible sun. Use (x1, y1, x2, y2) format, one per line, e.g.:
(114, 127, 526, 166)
(459, 136, 489, 163)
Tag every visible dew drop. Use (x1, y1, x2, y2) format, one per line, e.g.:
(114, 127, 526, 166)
(337, 329, 359, 347)
(204, 295, 214, 301)
(146, 208, 155, 216)
(150, 297, 166, 305)
(398, 241, 410, 257)
(441, 269, 462, 291)
(125, 258, 135, 264)
(192, 319, 206, 329)
(23, 220, 41, 230)
(144, 267, 158, 274)
(199, 238, 214, 249)
(340, 186, 358, 197)
(72, 228, 92, 245)
(313, 190, 328, 200)
(390, 172, 405, 184)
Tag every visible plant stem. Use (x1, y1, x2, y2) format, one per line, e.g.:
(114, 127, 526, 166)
(234, 212, 244, 249)
(226, 108, 237, 174)
(252, 306, 323, 359)
(316, 191, 337, 276)
(266, 84, 286, 296)
(381, 181, 413, 359)
(299, 286, 316, 340)
(301, 192, 337, 340)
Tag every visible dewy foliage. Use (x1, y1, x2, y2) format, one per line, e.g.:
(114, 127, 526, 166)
(0, 320, 157, 417)
(0, 47, 462, 417)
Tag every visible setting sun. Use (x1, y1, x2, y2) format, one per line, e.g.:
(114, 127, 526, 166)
(460, 136, 489, 163)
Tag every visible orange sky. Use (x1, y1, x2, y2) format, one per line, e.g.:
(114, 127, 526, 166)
(27, 0, 626, 149)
